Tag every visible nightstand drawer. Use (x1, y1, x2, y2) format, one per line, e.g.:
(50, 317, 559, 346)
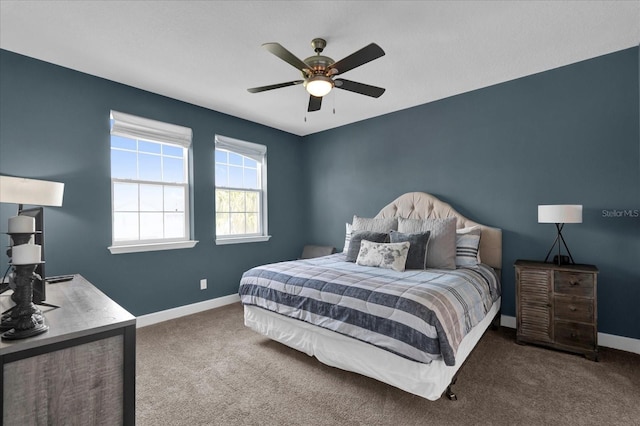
(554, 321, 596, 350)
(554, 271, 594, 297)
(554, 295, 594, 323)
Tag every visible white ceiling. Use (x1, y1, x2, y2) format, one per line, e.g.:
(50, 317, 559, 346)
(1, 1, 639, 136)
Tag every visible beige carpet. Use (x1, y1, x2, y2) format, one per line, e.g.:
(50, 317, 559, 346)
(136, 303, 640, 425)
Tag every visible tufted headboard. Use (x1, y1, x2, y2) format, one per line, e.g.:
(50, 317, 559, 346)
(375, 192, 502, 270)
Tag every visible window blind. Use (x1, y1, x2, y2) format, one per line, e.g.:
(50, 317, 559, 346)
(215, 134, 266, 162)
(111, 110, 192, 148)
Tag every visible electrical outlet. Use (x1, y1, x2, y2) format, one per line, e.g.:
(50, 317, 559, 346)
(200, 279, 207, 290)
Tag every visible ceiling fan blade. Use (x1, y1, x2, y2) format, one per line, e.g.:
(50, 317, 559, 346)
(247, 80, 304, 93)
(308, 95, 322, 112)
(327, 43, 385, 75)
(334, 79, 385, 98)
(262, 43, 311, 74)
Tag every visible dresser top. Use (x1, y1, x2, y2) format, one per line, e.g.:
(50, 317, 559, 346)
(0, 274, 135, 355)
(514, 259, 598, 273)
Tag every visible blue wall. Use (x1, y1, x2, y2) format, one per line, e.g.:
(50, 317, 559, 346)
(0, 50, 307, 316)
(302, 47, 640, 339)
(1, 47, 638, 340)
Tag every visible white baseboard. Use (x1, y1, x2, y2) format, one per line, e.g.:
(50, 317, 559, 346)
(136, 294, 240, 328)
(500, 314, 516, 329)
(501, 315, 640, 355)
(596, 333, 640, 355)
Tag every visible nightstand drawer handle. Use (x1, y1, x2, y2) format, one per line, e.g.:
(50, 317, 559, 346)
(569, 305, 577, 311)
(569, 280, 579, 286)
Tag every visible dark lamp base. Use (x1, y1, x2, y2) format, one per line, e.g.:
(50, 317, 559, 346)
(0, 308, 46, 332)
(1, 262, 50, 340)
(550, 254, 572, 265)
(2, 321, 49, 340)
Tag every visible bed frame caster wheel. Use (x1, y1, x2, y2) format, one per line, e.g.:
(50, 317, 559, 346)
(445, 386, 457, 401)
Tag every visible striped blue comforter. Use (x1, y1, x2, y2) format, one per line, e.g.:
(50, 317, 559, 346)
(239, 253, 500, 366)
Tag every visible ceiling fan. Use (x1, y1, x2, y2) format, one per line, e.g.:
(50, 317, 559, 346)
(248, 38, 386, 112)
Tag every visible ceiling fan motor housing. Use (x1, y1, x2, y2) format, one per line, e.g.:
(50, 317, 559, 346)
(303, 55, 334, 77)
(303, 39, 335, 78)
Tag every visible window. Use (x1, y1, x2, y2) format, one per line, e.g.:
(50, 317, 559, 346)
(108, 111, 197, 254)
(214, 135, 270, 244)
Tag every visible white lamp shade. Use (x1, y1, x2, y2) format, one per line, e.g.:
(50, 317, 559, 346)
(538, 204, 583, 224)
(305, 77, 333, 97)
(0, 176, 65, 207)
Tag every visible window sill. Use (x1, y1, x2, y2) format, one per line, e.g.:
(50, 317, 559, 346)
(108, 240, 199, 254)
(215, 235, 271, 245)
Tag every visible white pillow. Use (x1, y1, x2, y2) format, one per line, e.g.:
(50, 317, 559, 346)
(343, 222, 352, 253)
(356, 240, 410, 272)
(456, 226, 482, 266)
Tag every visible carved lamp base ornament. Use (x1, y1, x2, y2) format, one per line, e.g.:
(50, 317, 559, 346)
(1, 263, 48, 340)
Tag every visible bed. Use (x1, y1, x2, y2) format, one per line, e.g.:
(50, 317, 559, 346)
(239, 192, 502, 401)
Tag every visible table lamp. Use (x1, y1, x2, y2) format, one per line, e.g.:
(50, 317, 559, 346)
(538, 204, 582, 265)
(0, 175, 64, 339)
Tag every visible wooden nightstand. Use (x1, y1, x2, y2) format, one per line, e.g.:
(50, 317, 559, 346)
(515, 260, 598, 361)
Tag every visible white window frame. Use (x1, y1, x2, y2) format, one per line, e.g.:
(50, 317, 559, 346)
(108, 110, 198, 254)
(214, 134, 270, 245)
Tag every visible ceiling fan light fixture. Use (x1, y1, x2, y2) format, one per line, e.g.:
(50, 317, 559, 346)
(305, 76, 333, 97)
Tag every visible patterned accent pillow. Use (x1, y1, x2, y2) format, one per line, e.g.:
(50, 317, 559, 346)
(352, 215, 398, 233)
(389, 230, 431, 270)
(356, 240, 411, 272)
(456, 226, 482, 267)
(398, 217, 457, 269)
(343, 222, 353, 253)
(345, 231, 389, 262)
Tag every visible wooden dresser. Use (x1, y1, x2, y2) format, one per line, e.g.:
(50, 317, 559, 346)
(0, 275, 136, 425)
(515, 260, 598, 361)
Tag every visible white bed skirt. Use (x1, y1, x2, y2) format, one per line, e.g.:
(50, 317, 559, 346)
(244, 297, 501, 401)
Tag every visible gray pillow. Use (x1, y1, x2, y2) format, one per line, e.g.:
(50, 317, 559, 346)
(345, 231, 389, 262)
(352, 215, 398, 232)
(389, 230, 431, 270)
(398, 217, 457, 269)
